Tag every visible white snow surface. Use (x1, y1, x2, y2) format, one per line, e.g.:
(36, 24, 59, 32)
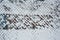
(0, 0, 60, 40)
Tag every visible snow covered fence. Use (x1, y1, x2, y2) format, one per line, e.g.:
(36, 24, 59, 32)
(0, 14, 60, 30)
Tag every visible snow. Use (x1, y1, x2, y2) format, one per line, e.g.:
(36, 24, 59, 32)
(0, 29, 52, 40)
(0, 0, 60, 40)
